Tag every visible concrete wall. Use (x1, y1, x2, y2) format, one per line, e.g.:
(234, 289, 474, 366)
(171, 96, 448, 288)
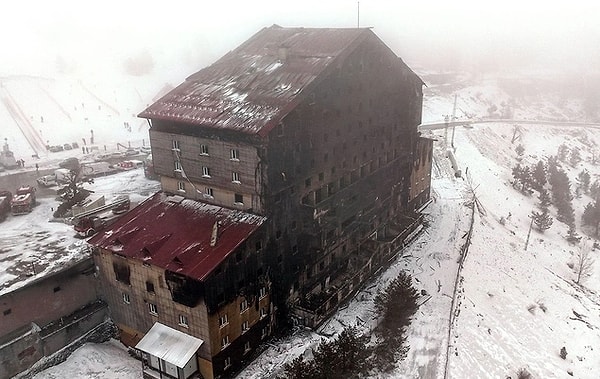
(0, 258, 99, 338)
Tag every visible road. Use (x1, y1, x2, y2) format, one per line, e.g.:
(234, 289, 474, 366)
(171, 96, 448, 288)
(419, 118, 600, 131)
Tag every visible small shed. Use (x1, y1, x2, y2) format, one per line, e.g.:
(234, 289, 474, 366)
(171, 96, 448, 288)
(136, 322, 204, 379)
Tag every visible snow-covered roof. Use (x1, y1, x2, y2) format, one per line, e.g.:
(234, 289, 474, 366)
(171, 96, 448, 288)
(138, 25, 384, 136)
(135, 322, 204, 368)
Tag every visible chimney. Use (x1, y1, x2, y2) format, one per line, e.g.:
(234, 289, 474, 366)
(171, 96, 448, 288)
(210, 221, 219, 247)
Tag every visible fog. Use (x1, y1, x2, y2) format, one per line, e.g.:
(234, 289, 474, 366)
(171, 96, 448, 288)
(2, 0, 599, 81)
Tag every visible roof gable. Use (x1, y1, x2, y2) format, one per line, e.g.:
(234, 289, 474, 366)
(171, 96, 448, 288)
(138, 25, 372, 135)
(89, 192, 266, 281)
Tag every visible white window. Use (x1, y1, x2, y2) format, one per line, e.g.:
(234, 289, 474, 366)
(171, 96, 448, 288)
(221, 335, 230, 350)
(259, 287, 267, 299)
(241, 320, 249, 333)
(232, 172, 241, 183)
(122, 293, 130, 304)
(261, 327, 268, 339)
(204, 187, 214, 198)
(260, 307, 267, 319)
(178, 314, 188, 327)
(200, 144, 209, 155)
(244, 341, 251, 354)
(240, 299, 249, 313)
(202, 166, 211, 178)
(174, 160, 182, 171)
(149, 303, 158, 315)
(177, 181, 185, 192)
(219, 314, 228, 327)
(224, 356, 231, 369)
(230, 148, 239, 160)
(172, 140, 180, 150)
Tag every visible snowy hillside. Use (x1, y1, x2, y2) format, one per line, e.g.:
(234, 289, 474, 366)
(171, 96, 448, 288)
(12, 72, 600, 379)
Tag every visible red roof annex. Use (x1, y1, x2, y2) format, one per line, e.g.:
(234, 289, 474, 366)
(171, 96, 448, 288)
(138, 25, 370, 136)
(88, 192, 266, 282)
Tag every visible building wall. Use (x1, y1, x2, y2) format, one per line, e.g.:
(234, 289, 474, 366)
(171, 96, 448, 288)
(409, 137, 433, 210)
(149, 129, 263, 213)
(0, 258, 98, 337)
(263, 32, 424, 305)
(93, 248, 212, 359)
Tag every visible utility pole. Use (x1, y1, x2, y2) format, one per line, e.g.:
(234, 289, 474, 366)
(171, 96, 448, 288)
(357, 1, 360, 28)
(525, 213, 534, 251)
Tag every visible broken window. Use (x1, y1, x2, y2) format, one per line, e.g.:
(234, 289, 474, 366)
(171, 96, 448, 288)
(112, 262, 131, 285)
(146, 281, 155, 294)
(234, 193, 243, 205)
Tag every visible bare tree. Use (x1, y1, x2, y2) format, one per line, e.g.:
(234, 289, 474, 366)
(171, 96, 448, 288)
(575, 244, 595, 285)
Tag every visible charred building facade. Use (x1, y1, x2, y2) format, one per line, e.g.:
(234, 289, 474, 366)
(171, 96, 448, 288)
(140, 25, 431, 327)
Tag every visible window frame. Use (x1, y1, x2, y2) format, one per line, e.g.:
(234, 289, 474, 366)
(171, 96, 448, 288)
(240, 299, 249, 313)
(221, 335, 230, 350)
(178, 314, 189, 327)
(177, 181, 185, 192)
(230, 148, 239, 161)
(218, 313, 229, 328)
(122, 292, 130, 304)
(148, 303, 158, 316)
(200, 144, 209, 156)
(202, 166, 211, 178)
(232, 171, 241, 184)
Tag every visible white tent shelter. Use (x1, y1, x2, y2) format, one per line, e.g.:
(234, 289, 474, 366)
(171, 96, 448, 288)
(135, 322, 204, 379)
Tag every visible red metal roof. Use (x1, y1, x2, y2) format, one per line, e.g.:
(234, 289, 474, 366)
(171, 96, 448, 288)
(138, 25, 370, 136)
(88, 192, 266, 282)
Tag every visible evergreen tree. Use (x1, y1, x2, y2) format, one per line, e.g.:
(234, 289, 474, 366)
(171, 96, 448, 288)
(532, 208, 553, 232)
(538, 188, 552, 208)
(515, 144, 525, 159)
(570, 148, 582, 167)
(567, 224, 581, 244)
(576, 169, 591, 194)
(582, 201, 600, 236)
(532, 160, 547, 191)
(590, 179, 600, 200)
(558, 144, 569, 162)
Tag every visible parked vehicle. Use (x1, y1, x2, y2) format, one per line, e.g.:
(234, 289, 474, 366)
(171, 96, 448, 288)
(80, 161, 118, 180)
(11, 186, 37, 215)
(0, 190, 12, 221)
(36, 174, 57, 187)
(116, 160, 143, 170)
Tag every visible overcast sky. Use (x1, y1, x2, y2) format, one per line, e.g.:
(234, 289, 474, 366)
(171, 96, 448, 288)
(2, 1, 599, 80)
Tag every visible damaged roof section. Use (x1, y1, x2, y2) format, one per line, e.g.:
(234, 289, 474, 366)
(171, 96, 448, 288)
(138, 25, 369, 136)
(89, 192, 266, 281)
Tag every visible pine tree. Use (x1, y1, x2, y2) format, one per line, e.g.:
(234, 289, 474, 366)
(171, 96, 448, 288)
(567, 224, 581, 244)
(582, 201, 600, 236)
(590, 179, 600, 199)
(532, 160, 547, 191)
(558, 144, 569, 162)
(538, 188, 552, 208)
(532, 208, 553, 232)
(577, 169, 591, 194)
(570, 148, 582, 167)
(515, 144, 525, 159)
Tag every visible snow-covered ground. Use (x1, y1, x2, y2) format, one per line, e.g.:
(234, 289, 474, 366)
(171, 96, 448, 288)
(6, 71, 600, 378)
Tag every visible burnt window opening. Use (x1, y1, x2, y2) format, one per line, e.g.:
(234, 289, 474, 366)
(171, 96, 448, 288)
(3, 308, 11, 316)
(315, 188, 323, 203)
(305, 178, 312, 188)
(275, 230, 282, 240)
(53, 286, 61, 293)
(165, 272, 204, 307)
(146, 281, 155, 293)
(255, 241, 262, 253)
(234, 193, 244, 205)
(318, 172, 324, 181)
(236, 251, 243, 262)
(113, 262, 131, 285)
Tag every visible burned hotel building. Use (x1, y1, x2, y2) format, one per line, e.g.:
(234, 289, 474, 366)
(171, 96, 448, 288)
(90, 25, 432, 379)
